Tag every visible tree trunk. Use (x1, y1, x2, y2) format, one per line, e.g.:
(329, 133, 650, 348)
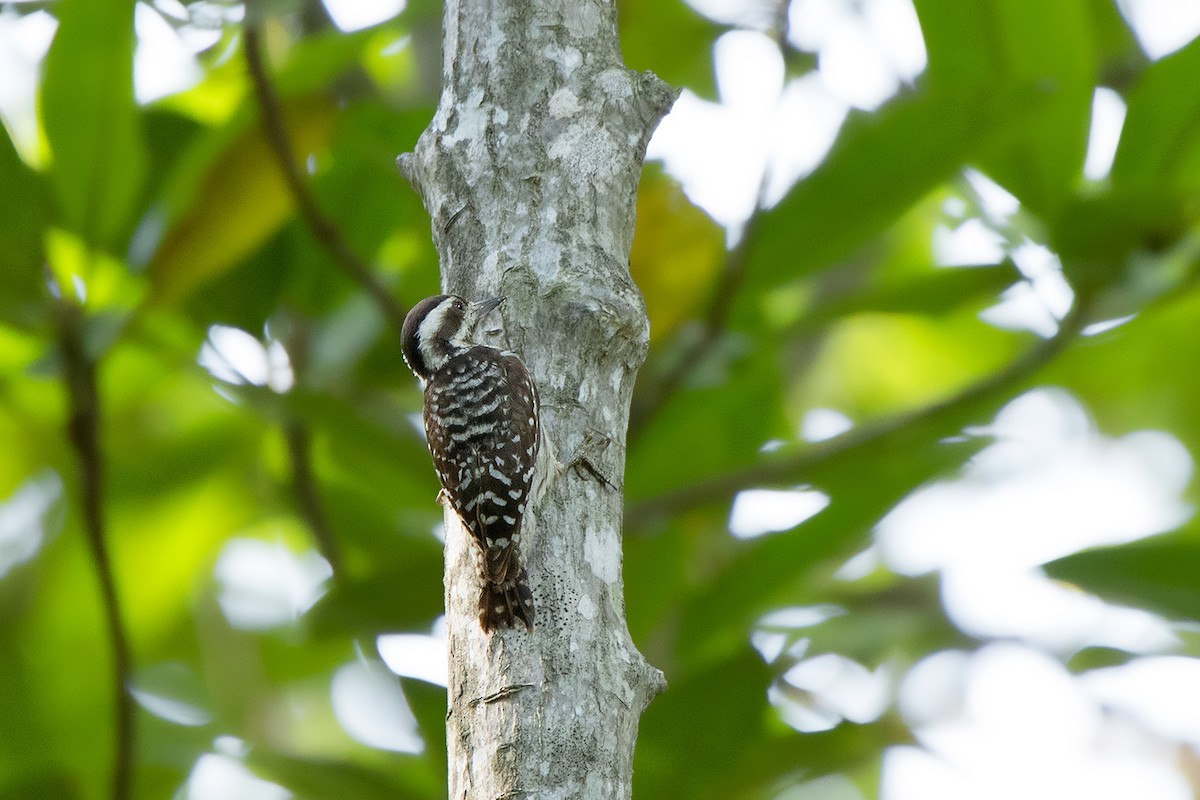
(397, 0, 674, 797)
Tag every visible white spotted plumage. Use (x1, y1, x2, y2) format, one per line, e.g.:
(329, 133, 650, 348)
(400, 294, 539, 632)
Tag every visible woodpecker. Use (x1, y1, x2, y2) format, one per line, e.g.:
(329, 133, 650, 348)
(401, 294, 538, 632)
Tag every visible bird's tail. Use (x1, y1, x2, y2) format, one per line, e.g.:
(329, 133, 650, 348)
(478, 565, 535, 632)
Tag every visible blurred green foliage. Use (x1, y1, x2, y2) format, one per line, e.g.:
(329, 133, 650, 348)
(2, 1, 1200, 798)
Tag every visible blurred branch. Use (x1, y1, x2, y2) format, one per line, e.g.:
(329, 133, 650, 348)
(244, 15, 358, 583)
(277, 314, 344, 576)
(626, 302, 1086, 526)
(283, 418, 343, 576)
(58, 301, 133, 800)
(242, 22, 408, 333)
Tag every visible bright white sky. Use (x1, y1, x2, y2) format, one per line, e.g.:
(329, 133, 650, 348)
(4, 1, 1200, 798)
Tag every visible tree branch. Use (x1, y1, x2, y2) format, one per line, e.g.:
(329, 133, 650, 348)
(59, 301, 133, 800)
(276, 318, 343, 577)
(283, 418, 343, 577)
(242, 22, 407, 333)
(626, 302, 1086, 525)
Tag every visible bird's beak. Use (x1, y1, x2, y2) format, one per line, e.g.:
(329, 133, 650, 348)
(472, 296, 505, 318)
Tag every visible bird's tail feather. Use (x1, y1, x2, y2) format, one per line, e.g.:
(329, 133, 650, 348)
(478, 566, 535, 632)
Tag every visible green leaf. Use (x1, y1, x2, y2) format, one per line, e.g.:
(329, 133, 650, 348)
(619, 0, 721, 99)
(672, 437, 979, 669)
(809, 576, 967, 665)
(897, 0, 1095, 220)
(0, 771, 82, 800)
(971, 0, 1095, 216)
(1045, 532, 1200, 623)
(795, 263, 1020, 331)
(309, 556, 445, 638)
(634, 649, 773, 798)
(1084, 0, 1145, 74)
(635, 646, 901, 800)
(1067, 646, 1138, 672)
(41, 0, 146, 251)
(0, 123, 50, 326)
(707, 720, 908, 800)
(750, 84, 1038, 292)
(627, 344, 788, 499)
(1051, 190, 1191, 295)
(642, 319, 1055, 671)
(913, 0, 996, 96)
(1111, 35, 1200, 192)
(403, 680, 448, 789)
(273, 27, 380, 96)
(251, 750, 442, 800)
(147, 96, 338, 304)
(631, 168, 724, 342)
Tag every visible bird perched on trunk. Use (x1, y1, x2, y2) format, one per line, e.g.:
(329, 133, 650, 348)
(401, 294, 538, 632)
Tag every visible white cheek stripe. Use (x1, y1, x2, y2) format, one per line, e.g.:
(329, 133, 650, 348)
(416, 303, 449, 364)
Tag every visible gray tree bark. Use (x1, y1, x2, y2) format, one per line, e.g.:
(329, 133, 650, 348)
(397, 0, 675, 798)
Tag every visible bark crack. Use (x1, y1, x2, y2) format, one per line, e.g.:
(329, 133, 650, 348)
(469, 683, 535, 706)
